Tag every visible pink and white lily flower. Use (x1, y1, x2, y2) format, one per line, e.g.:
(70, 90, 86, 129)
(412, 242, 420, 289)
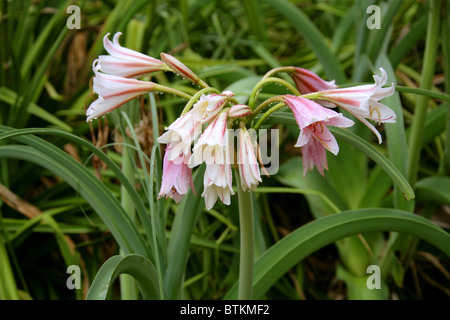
(315, 68, 396, 143)
(202, 161, 234, 210)
(158, 145, 195, 203)
(201, 131, 234, 210)
(86, 61, 155, 122)
(189, 110, 229, 168)
(284, 95, 354, 176)
(290, 67, 337, 94)
(191, 92, 232, 124)
(157, 110, 201, 161)
(97, 32, 169, 78)
(238, 126, 261, 191)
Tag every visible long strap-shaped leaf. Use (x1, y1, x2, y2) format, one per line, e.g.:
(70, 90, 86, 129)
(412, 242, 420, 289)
(224, 208, 450, 299)
(0, 126, 153, 259)
(86, 254, 160, 300)
(0, 143, 151, 258)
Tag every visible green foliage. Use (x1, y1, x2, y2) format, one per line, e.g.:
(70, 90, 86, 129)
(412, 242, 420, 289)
(0, 0, 448, 301)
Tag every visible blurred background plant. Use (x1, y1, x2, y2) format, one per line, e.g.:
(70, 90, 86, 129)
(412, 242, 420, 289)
(0, 0, 449, 300)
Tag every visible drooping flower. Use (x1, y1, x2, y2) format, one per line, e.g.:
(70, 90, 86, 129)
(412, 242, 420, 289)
(86, 61, 155, 122)
(158, 145, 195, 203)
(315, 68, 396, 143)
(284, 95, 354, 176)
(238, 126, 261, 191)
(201, 131, 234, 210)
(157, 110, 201, 161)
(97, 32, 169, 78)
(189, 110, 229, 168)
(289, 67, 337, 94)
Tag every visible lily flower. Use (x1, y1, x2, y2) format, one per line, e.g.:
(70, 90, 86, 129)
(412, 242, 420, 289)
(97, 32, 169, 78)
(158, 145, 195, 203)
(191, 92, 231, 124)
(284, 95, 354, 176)
(157, 110, 201, 161)
(201, 130, 234, 210)
(314, 68, 396, 143)
(238, 126, 262, 191)
(189, 110, 229, 168)
(290, 67, 337, 94)
(86, 61, 155, 122)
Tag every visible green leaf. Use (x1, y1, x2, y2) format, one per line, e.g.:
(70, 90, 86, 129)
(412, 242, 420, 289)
(0, 87, 72, 132)
(0, 126, 153, 258)
(163, 165, 206, 299)
(376, 55, 412, 211)
(86, 254, 160, 300)
(224, 208, 450, 299)
(416, 177, 450, 205)
(224, 75, 262, 104)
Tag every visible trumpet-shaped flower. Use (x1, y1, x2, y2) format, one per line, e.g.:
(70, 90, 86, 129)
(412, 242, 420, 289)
(290, 67, 337, 94)
(238, 126, 261, 191)
(97, 32, 168, 78)
(157, 110, 201, 161)
(86, 61, 155, 122)
(189, 110, 229, 168)
(201, 131, 234, 210)
(284, 95, 354, 176)
(158, 145, 195, 203)
(315, 68, 396, 143)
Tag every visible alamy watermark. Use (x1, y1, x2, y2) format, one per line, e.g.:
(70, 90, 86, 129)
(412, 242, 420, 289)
(167, 128, 280, 175)
(66, 265, 81, 290)
(366, 5, 381, 30)
(66, 5, 81, 30)
(366, 265, 381, 290)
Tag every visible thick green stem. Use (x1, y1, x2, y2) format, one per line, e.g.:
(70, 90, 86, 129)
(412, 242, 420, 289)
(407, 0, 441, 185)
(235, 174, 255, 300)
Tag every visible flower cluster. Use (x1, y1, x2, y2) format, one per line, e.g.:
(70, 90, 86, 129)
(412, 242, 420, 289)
(87, 32, 396, 210)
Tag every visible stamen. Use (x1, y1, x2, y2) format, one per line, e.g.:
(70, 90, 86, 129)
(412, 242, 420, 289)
(369, 105, 382, 125)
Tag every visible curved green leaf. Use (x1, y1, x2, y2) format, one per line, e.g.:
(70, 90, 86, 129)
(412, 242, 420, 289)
(164, 165, 206, 299)
(0, 126, 153, 258)
(0, 144, 151, 258)
(224, 208, 450, 299)
(416, 176, 450, 205)
(86, 254, 160, 300)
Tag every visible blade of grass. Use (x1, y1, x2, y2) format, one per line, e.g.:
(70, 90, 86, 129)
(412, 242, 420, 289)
(0, 142, 151, 258)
